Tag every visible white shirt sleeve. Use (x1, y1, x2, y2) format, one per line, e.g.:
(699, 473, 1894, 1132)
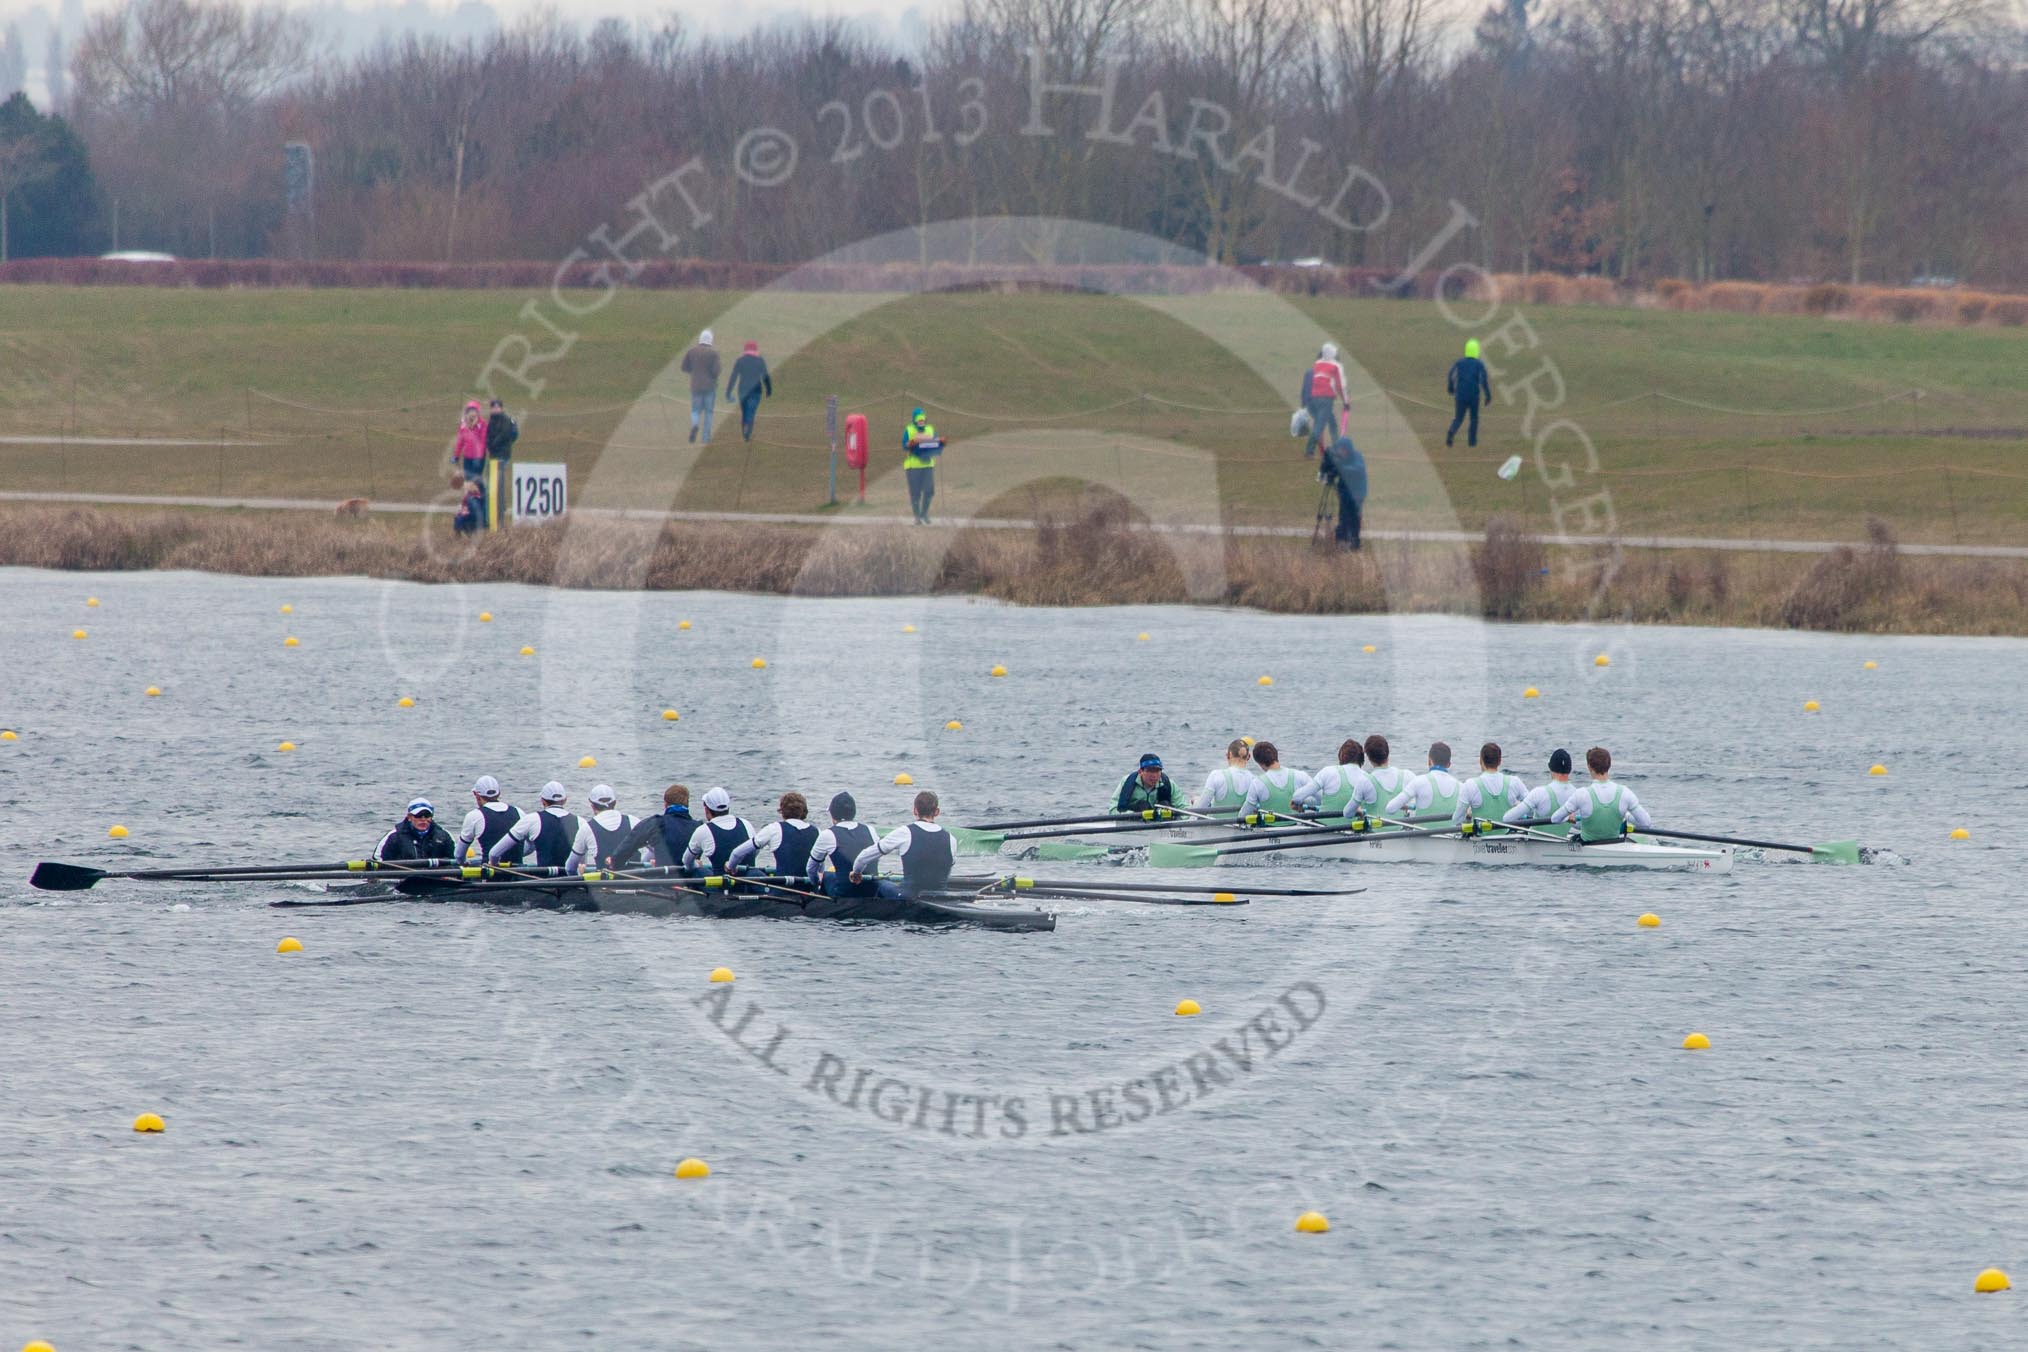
(1192, 770, 1226, 811)
(807, 828, 837, 883)
(566, 819, 596, 874)
(1551, 787, 1588, 824)
(1453, 779, 1478, 824)
(1290, 770, 1319, 809)
(682, 828, 708, 870)
(1385, 777, 1424, 817)
(456, 808, 486, 859)
(853, 825, 910, 878)
(729, 821, 780, 870)
(487, 811, 538, 863)
(1621, 787, 1655, 830)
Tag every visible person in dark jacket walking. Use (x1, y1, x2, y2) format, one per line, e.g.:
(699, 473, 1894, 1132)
(680, 329, 720, 444)
(725, 341, 773, 442)
(1446, 338, 1491, 448)
(1322, 434, 1368, 550)
(484, 398, 518, 526)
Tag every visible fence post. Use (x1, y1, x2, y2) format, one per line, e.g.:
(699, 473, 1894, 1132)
(1738, 462, 1753, 534)
(364, 419, 375, 499)
(1941, 467, 1960, 544)
(826, 393, 839, 506)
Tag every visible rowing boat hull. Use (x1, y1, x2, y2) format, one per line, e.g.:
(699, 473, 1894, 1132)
(322, 879, 1057, 931)
(1127, 827, 1732, 871)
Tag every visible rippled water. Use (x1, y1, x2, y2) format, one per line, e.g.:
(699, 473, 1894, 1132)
(3, 566, 2023, 1350)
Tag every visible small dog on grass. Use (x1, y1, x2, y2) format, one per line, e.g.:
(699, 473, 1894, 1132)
(336, 498, 371, 518)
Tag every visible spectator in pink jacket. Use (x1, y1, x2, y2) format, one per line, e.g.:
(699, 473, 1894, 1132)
(452, 401, 486, 482)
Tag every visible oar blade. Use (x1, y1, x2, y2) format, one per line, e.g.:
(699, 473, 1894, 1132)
(1031, 841, 1112, 862)
(1144, 842, 1217, 869)
(30, 861, 108, 891)
(1811, 839, 1862, 865)
(946, 827, 1006, 855)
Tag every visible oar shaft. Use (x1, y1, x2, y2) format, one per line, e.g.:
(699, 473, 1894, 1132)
(1629, 826, 1814, 854)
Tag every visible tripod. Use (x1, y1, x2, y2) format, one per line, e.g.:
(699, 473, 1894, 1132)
(1310, 478, 1337, 548)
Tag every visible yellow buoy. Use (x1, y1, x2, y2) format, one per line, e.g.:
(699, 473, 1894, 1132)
(1240, 735, 1256, 747)
(479, 611, 493, 622)
(520, 645, 536, 656)
(86, 597, 100, 607)
(903, 624, 917, 633)
(1295, 1211, 1330, 1234)
(1637, 912, 1660, 928)
(283, 636, 299, 647)
(398, 696, 415, 708)
(1212, 892, 1238, 904)
(1257, 675, 1274, 686)
(945, 720, 963, 731)
(894, 772, 914, 785)
(1137, 632, 1150, 641)
(990, 664, 1008, 677)
(277, 741, 296, 752)
(277, 936, 303, 954)
(708, 966, 735, 983)
(145, 686, 162, 697)
(1523, 686, 1540, 699)
(751, 657, 768, 669)
(662, 709, 680, 721)
(71, 629, 86, 640)
(280, 603, 293, 614)
(678, 620, 692, 631)
(1594, 653, 1610, 667)
(1804, 700, 1820, 712)
(132, 1112, 165, 1133)
(1864, 660, 1878, 670)
(674, 1157, 711, 1179)
(578, 755, 597, 768)
(1174, 999, 1201, 1016)
(1682, 1032, 1711, 1050)
(1975, 1267, 2011, 1293)
(1869, 764, 1888, 777)
(0, 730, 17, 741)
(23, 1340, 57, 1352)
(107, 824, 129, 839)
(1950, 827, 1970, 840)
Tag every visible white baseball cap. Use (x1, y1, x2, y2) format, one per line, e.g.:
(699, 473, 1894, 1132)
(539, 781, 567, 804)
(472, 775, 501, 796)
(588, 784, 617, 807)
(406, 797, 435, 816)
(702, 786, 731, 813)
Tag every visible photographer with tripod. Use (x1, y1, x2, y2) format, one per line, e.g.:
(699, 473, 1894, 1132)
(1315, 433, 1368, 552)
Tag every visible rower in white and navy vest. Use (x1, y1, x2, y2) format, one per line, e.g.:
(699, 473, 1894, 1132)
(490, 781, 578, 868)
(1191, 738, 1260, 814)
(727, 791, 819, 876)
(807, 792, 878, 897)
(682, 786, 755, 876)
(852, 790, 954, 900)
(1455, 743, 1529, 833)
(566, 785, 640, 874)
(1506, 748, 1584, 829)
(375, 797, 456, 862)
(1386, 742, 1463, 820)
(1362, 735, 1414, 827)
(456, 775, 525, 865)
(1113, 754, 1176, 814)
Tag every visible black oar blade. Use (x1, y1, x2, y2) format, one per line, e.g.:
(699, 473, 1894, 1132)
(30, 861, 108, 891)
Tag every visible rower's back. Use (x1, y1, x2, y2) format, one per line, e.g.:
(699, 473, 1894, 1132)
(898, 821, 954, 898)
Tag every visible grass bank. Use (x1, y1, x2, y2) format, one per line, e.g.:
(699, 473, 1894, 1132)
(6, 504, 2022, 636)
(2, 287, 2025, 547)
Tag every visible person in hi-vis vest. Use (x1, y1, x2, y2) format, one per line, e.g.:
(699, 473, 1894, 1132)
(903, 408, 939, 524)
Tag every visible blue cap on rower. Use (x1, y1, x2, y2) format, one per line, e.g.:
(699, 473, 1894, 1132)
(1139, 753, 1163, 770)
(539, 781, 567, 804)
(1548, 748, 1573, 774)
(472, 774, 501, 797)
(588, 784, 617, 808)
(407, 797, 434, 816)
(829, 791, 856, 820)
(703, 786, 731, 814)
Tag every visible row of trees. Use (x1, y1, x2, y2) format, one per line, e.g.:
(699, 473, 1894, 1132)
(28, 0, 2028, 285)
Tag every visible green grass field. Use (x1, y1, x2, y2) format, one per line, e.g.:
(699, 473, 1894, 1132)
(2, 286, 2023, 544)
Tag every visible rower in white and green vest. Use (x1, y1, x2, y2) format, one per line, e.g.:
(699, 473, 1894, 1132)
(1362, 734, 1414, 827)
(1550, 745, 1657, 841)
(1505, 748, 1583, 833)
(1190, 738, 1260, 815)
(1310, 738, 1377, 823)
(1454, 742, 1529, 833)
(1239, 741, 1318, 819)
(1385, 741, 1463, 820)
